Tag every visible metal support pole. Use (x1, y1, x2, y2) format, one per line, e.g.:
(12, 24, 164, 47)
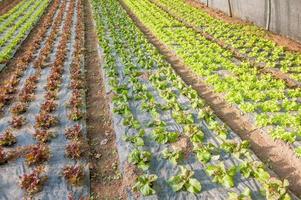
(206, 0, 209, 7)
(227, 0, 232, 17)
(266, 0, 271, 30)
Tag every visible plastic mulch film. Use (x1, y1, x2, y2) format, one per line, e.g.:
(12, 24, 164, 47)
(96, 8, 266, 198)
(0, 0, 89, 199)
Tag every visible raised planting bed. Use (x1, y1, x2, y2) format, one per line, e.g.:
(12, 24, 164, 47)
(0, 0, 89, 198)
(122, 0, 301, 179)
(91, 0, 297, 199)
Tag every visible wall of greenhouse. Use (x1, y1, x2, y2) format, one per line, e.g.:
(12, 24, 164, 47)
(199, 0, 301, 42)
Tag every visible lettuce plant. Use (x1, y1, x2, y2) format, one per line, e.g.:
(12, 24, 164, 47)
(123, 130, 145, 147)
(172, 111, 194, 125)
(161, 148, 183, 165)
(168, 166, 201, 194)
(122, 112, 141, 129)
(69, 107, 83, 121)
(65, 141, 84, 159)
(19, 166, 47, 194)
(183, 124, 204, 143)
(128, 149, 152, 171)
(262, 178, 291, 200)
(193, 143, 220, 163)
(65, 124, 82, 140)
(198, 106, 215, 121)
(33, 129, 56, 143)
(0, 129, 16, 146)
(271, 127, 296, 143)
(152, 127, 179, 144)
(221, 140, 251, 159)
(35, 112, 58, 129)
(25, 144, 50, 166)
(41, 99, 57, 112)
(63, 165, 84, 186)
(228, 188, 252, 200)
(10, 115, 25, 128)
(132, 174, 158, 196)
(207, 120, 228, 139)
(11, 102, 28, 114)
(205, 163, 237, 188)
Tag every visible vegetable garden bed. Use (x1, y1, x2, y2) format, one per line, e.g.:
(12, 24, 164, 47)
(1, 0, 301, 199)
(0, 0, 51, 66)
(0, 0, 89, 198)
(122, 0, 301, 169)
(90, 0, 297, 199)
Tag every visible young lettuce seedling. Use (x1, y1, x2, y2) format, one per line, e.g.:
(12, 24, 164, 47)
(63, 165, 84, 186)
(65, 141, 85, 159)
(228, 188, 252, 200)
(161, 148, 183, 165)
(34, 129, 56, 143)
(168, 166, 201, 194)
(221, 139, 251, 159)
(205, 163, 238, 188)
(261, 178, 291, 200)
(128, 149, 152, 171)
(183, 124, 204, 143)
(123, 129, 145, 147)
(0, 129, 17, 146)
(193, 143, 220, 163)
(19, 166, 47, 194)
(65, 124, 83, 140)
(152, 127, 179, 144)
(132, 174, 158, 196)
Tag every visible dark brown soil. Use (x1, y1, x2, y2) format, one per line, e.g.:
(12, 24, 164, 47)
(0, 0, 22, 15)
(186, 0, 301, 53)
(119, 0, 301, 196)
(83, 0, 125, 199)
(171, 136, 193, 159)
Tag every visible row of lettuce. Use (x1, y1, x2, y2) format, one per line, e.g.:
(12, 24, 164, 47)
(91, 0, 292, 199)
(123, 0, 301, 157)
(151, 0, 301, 82)
(0, 0, 88, 197)
(0, 0, 50, 64)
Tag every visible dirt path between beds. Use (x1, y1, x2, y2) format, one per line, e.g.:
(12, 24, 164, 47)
(119, 0, 301, 196)
(83, 0, 125, 199)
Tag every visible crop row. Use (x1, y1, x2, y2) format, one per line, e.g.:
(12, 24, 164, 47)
(123, 0, 301, 157)
(0, 0, 23, 16)
(0, 0, 61, 114)
(152, 0, 301, 82)
(92, 0, 292, 199)
(0, 0, 50, 64)
(0, 0, 88, 198)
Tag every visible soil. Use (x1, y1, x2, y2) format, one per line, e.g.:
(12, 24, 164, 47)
(0, 0, 22, 16)
(119, 0, 301, 196)
(186, 0, 301, 53)
(122, 162, 140, 199)
(171, 136, 193, 159)
(83, 0, 125, 199)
